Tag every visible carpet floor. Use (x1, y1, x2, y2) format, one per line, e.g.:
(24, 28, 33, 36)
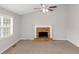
(2, 40, 79, 54)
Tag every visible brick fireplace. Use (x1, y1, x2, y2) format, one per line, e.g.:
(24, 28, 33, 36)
(34, 25, 52, 41)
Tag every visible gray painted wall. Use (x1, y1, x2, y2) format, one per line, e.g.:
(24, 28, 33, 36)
(21, 5, 68, 40)
(0, 7, 21, 53)
(67, 5, 79, 47)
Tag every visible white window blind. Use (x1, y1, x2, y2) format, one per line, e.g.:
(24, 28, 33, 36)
(0, 15, 13, 38)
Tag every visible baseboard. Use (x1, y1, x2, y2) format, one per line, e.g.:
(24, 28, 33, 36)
(0, 39, 19, 54)
(68, 40, 79, 47)
(20, 38, 34, 40)
(20, 38, 67, 40)
(53, 38, 67, 40)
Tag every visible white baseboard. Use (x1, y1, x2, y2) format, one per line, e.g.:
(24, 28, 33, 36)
(20, 38, 66, 40)
(53, 38, 67, 40)
(0, 39, 19, 54)
(68, 39, 79, 47)
(20, 38, 34, 40)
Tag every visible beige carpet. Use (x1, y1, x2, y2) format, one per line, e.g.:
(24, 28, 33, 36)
(2, 40, 79, 54)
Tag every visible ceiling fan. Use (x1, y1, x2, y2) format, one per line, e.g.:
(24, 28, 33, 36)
(34, 4, 57, 13)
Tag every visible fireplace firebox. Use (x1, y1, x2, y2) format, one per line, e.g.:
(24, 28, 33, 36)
(39, 32, 48, 38)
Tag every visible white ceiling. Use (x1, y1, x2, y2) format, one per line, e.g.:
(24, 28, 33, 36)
(0, 4, 41, 15)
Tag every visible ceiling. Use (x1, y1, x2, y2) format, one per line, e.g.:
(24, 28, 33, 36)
(0, 4, 41, 15)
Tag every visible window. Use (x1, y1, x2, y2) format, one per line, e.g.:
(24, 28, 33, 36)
(0, 15, 13, 38)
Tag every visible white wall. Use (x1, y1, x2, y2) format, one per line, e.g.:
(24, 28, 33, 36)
(67, 5, 79, 47)
(0, 7, 21, 53)
(21, 4, 68, 40)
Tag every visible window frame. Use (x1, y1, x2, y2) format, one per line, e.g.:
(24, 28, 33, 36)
(0, 15, 13, 38)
